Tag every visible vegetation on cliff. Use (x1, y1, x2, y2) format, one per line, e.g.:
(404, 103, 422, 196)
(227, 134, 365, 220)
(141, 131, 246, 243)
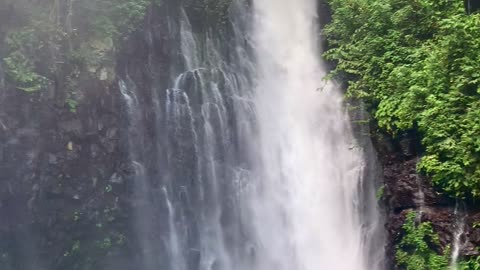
(0, 1, 235, 268)
(325, 0, 480, 200)
(1, 0, 149, 110)
(396, 210, 480, 270)
(0, 0, 150, 267)
(396, 211, 450, 270)
(325, 0, 480, 268)
(1, 0, 232, 97)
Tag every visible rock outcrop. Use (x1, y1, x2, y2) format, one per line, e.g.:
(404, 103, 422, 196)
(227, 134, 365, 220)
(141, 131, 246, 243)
(377, 133, 480, 268)
(0, 0, 236, 269)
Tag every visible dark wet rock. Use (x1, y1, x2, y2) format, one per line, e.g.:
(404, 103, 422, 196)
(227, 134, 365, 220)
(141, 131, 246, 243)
(59, 119, 83, 135)
(0, 42, 129, 270)
(378, 133, 480, 267)
(383, 157, 448, 211)
(0, 0, 185, 267)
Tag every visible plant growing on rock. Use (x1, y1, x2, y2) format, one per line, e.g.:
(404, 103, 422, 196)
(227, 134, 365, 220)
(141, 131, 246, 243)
(395, 211, 449, 270)
(3, 28, 50, 92)
(325, 0, 480, 200)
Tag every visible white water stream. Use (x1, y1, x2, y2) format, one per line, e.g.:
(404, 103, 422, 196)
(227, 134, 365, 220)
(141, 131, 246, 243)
(249, 1, 383, 270)
(450, 204, 466, 270)
(119, 1, 384, 269)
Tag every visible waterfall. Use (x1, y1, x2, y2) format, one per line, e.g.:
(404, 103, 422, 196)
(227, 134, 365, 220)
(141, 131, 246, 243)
(119, 78, 160, 270)
(249, 1, 383, 269)
(163, 186, 187, 270)
(415, 172, 426, 223)
(450, 204, 466, 270)
(119, 0, 384, 269)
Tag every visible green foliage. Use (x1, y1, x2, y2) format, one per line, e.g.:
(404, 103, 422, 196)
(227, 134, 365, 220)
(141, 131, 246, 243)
(2, 0, 149, 110)
(65, 0, 149, 76)
(3, 52, 48, 92)
(65, 73, 80, 113)
(204, 0, 232, 27)
(393, 211, 480, 270)
(97, 237, 112, 249)
(105, 184, 113, 193)
(78, 0, 149, 41)
(64, 240, 81, 257)
(325, 0, 480, 199)
(61, 204, 127, 268)
(95, 232, 126, 249)
(376, 185, 385, 201)
(3, 29, 49, 92)
(459, 257, 480, 270)
(183, 0, 233, 30)
(395, 211, 449, 270)
(66, 96, 79, 113)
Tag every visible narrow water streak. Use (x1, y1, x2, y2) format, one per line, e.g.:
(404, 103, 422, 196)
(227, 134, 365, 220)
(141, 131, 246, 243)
(450, 204, 466, 270)
(415, 172, 426, 223)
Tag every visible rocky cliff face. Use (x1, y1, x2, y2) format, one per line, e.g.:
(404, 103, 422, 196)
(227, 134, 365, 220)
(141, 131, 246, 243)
(375, 133, 480, 268)
(0, 2, 130, 270)
(0, 0, 239, 269)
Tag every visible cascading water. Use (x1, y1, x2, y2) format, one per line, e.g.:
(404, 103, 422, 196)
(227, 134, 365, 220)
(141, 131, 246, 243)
(249, 1, 383, 270)
(415, 172, 426, 223)
(119, 77, 160, 269)
(119, 0, 384, 269)
(450, 204, 466, 270)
